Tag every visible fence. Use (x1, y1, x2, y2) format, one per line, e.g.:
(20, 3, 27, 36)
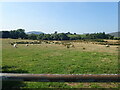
(1, 73, 119, 82)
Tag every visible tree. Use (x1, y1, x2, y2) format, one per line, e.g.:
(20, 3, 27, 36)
(16, 29, 27, 39)
(51, 34, 60, 40)
(1, 31, 11, 38)
(0, 31, 2, 38)
(9, 29, 27, 39)
(42, 34, 51, 40)
(10, 30, 19, 39)
(54, 31, 57, 34)
(58, 33, 69, 40)
(27, 34, 37, 40)
(74, 33, 76, 35)
(66, 32, 72, 35)
(37, 33, 44, 40)
(69, 35, 81, 40)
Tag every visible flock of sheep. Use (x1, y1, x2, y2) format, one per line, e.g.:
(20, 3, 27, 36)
(12, 43, 28, 48)
(10, 41, 75, 48)
(10, 40, 111, 49)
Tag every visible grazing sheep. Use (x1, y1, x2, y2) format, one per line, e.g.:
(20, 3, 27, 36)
(25, 44, 28, 47)
(70, 45, 75, 48)
(83, 47, 85, 50)
(106, 45, 110, 47)
(13, 43, 17, 48)
(66, 45, 70, 48)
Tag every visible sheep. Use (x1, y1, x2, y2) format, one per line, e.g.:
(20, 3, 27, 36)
(13, 43, 17, 48)
(66, 45, 70, 48)
(106, 45, 110, 47)
(70, 45, 75, 48)
(25, 44, 28, 47)
(82, 47, 86, 50)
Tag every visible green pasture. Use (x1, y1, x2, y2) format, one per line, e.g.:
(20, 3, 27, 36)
(2, 39, 119, 88)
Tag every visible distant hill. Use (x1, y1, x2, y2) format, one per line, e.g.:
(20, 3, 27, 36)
(26, 31, 44, 35)
(108, 32, 120, 37)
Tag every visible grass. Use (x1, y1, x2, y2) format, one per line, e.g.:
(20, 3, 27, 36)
(1, 39, 119, 89)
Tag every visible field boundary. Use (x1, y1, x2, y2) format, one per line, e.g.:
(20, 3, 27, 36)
(1, 73, 119, 82)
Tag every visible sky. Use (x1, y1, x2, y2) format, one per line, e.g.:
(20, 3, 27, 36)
(0, 2, 118, 34)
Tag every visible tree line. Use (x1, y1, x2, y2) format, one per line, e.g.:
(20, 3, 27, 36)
(0, 29, 116, 40)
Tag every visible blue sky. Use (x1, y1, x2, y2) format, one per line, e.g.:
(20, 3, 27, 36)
(0, 2, 118, 34)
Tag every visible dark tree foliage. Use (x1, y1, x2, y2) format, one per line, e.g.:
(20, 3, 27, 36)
(10, 29, 27, 39)
(1, 29, 114, 40)
(51, 34, 60, 40)
(41, 34, 52, 40)
(0, 31, 2, 38)
(17, 29, 27, 39)
(1, 31, 10, 38)
(27, 34, 38, 40)
(66, 32, 72, 35)
(37, 33, 44, 40)
(69, 35, 81, 40)
(58, 33, 69, 40)
(84, 32, 114, 39)
(1, 29, 27, 39)
(10, 30, 19, 39)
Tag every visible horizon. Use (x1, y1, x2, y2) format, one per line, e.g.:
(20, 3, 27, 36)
(1, 29, 118, 34)
(0, 2, 118, 34)
(25, 30, 118, 34)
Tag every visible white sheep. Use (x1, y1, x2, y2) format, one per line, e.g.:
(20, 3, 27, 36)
(70, 45, 75, 48)
(106, 45, 110, 47)
(13, 43, 17, 48)
(25, 44, 28, 47)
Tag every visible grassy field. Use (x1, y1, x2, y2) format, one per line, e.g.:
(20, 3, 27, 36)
(1, 39, 119, 89)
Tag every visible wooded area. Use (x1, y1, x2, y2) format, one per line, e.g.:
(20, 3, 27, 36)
(0, 29, 118, 40)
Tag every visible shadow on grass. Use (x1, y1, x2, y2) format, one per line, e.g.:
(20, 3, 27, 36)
(2, 65, 28, 90)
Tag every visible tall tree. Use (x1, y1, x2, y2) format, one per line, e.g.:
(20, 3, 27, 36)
(28, 34, 37, 40)
(58, 33, 69, 40)
(1, 31, 10, 38)
(16, 29, 27, 39)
